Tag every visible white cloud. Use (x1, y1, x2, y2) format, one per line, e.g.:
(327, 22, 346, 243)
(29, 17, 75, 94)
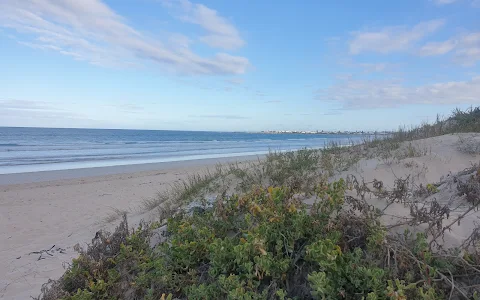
(349, 19, 445, 54)
(456, 47, 480, 66)
(455, 33, 480, 66)
(317, 76, 480, 109)
(168, 33, 192, 49)
(418, 40, 457, 56)
(431, 0, 458, 5)
(0, 0, 250, 75)
(357, 63, 388, 72)
(163, 0, 244, 50)
(418, 32, 480, 66)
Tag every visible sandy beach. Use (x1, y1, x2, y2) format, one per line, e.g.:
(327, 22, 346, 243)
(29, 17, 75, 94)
(2, 133, 480, 299)
(0, 156, 257, 299)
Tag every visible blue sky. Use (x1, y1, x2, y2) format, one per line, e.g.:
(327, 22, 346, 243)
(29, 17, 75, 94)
(0, 0, 479, 131)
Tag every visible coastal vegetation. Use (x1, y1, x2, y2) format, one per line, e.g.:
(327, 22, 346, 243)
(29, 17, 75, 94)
(37, 107, 480, 299)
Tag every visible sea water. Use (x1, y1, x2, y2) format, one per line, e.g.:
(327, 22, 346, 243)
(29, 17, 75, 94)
(0, 127, 366, 174)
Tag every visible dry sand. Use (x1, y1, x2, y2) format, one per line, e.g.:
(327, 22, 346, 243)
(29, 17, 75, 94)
(0, 157, 255, 299)
(335, 133, 480, 248)
(1, 134, 480, 299)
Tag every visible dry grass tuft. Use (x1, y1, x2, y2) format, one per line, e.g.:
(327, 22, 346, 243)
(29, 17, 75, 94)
(457, 134, 480, 155)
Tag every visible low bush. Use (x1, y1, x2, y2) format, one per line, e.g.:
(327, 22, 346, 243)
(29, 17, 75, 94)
(38, 178, 480, 299)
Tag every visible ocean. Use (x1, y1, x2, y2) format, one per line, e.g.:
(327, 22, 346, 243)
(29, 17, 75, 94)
(0, 127, 366, 174)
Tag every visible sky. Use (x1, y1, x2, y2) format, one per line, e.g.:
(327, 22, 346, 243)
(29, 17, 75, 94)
(0, 0, 479, 132)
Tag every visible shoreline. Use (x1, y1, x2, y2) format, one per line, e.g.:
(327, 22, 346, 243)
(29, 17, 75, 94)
(0, 127, 366, 180)
(0, 154, 264, 185)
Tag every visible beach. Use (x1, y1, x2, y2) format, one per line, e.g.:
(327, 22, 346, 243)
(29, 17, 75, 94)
(0, 156, 256, 299)
(0, 127, 363, 299)
(2, 132, 480, 299)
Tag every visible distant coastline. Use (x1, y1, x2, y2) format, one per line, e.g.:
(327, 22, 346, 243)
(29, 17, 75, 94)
(259, 130, 391, 135)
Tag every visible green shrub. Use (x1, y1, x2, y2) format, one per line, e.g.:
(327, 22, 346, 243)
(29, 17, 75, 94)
(37, 107, 480, 300)
(41, 178, 476, 299)
(426, 183, 438, 194)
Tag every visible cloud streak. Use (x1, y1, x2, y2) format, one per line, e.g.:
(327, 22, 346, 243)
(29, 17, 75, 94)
(167, 0, 245, 50)
(349, 19, 445, 54)
(317, 76, 480, 109)
(417, 40, 457, 56)
(418, 32, 480, 66)
(0, 99, 86, 120)
(0, 0, 250, 75)
(189, 114, 250, 119)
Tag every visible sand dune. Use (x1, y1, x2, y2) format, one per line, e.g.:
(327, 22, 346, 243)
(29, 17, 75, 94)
(336, 133, 480, 248)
